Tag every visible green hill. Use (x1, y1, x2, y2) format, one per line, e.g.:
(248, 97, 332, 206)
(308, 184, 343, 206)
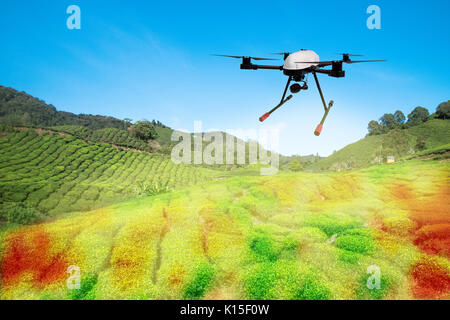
(0, 127, 216, 226)
(0, 85, 172, 151)
(0, 86, 128, 130)
(313, 119, 450, 171)
(0, 86, 273, 159)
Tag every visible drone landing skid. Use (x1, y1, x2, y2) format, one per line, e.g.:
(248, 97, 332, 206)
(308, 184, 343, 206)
(314, 100, 333, 136)
(259, 76, 294, 122)
(259, 95, 293, 122)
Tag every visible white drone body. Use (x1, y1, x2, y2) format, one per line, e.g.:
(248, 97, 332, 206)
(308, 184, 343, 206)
(283, 50, 319, 71)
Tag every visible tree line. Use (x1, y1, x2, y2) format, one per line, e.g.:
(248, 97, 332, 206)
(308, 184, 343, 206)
(0, 86, 166, 141)
(367, 100, 449, 136)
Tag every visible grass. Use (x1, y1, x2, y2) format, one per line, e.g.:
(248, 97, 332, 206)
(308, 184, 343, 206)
(0, 160, 448, 300)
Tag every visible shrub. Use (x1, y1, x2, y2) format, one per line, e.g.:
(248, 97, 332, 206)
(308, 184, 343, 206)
(305, 215, 361, 237)
(5, 202, 44, 225)
(183, 263, 215, 300)
(335, 234, 374, 254)
(249, 233, 278, 262)
(245, 262, 277, 300)
(294, 273, 331, 300)
(70, 273, 98, 300)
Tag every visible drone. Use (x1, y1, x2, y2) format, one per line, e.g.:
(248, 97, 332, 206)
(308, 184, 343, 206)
(213, 50, 385, 136)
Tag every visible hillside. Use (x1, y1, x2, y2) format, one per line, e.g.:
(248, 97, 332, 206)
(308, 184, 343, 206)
(0, 86, 173, 151)
(313, 119, 450, 171)
(0, 86, 128, 130)
(0, 86, 277, 161)
(0, 128, 216, 225)
(0, 160, 448, 300)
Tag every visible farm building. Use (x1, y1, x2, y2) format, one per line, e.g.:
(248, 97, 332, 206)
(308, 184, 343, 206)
(387, 156, 395, 163)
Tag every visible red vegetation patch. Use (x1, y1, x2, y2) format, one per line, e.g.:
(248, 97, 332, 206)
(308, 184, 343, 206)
(414, 224, 450, 257)
(388, 182, 450, 299)
(411, 259, 450, 300)
(0, 227, 68, 287)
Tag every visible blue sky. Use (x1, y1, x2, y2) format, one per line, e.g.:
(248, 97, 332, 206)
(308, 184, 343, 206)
(1, 0, 449, 156)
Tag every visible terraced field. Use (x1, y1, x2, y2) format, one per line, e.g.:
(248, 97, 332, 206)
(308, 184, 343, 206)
(0, 129, 215, 221)
(0, 160, 448, 300)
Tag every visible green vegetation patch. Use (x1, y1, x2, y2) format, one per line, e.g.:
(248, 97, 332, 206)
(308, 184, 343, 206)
(245, 262, 278, 300)
(356, 273, 391, 300)
(294, 273, 331, 300)
(335, 228, 375, 264)
(304, 214, 362, 237)
(244, 261, 331, 300)
(336, 235, 374, 254)
(183, 262, 215, 300)
(1, 202, 43, 225)
(249, 232, 279, 262)
(69, 273, 98, 300)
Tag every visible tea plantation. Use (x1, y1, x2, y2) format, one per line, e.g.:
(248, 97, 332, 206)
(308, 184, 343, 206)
(0, 128, 215, 225)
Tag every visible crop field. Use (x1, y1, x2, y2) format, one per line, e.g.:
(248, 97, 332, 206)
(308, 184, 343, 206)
(0, 129, 215, 221)
(0, 159, 448, 300)
(50, 125, 153, 152)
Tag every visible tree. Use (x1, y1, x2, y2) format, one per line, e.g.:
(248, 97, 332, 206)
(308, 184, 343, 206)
(436, 101, 450, 119)
(123, 118, 133, 125)
(368, 120, 383, 136)
(288, 158, 303, 172)
(407, 106, 429, 125)
(379, 113, 396, 130)
(393, 110, 406, 126)
(131, 121, 158, 141)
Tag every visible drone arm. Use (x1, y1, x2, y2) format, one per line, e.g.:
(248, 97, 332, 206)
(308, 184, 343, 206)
(312, 68, 331, 75)
(312, 71, 334, 136)
(253, 65, 283, 70)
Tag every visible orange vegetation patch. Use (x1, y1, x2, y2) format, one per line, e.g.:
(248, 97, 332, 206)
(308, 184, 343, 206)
(389, 184, 450, 258)
(0, 227, 68, 287)
(411, 258, 450, 300)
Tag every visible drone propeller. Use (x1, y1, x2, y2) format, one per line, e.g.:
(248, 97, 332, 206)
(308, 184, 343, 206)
(337, 53, 364, 57)
(268, 52, 291, 60)
(344, 60, 387, 64)
(295, 59, 386, 65)
(211, 54, 279, 61)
